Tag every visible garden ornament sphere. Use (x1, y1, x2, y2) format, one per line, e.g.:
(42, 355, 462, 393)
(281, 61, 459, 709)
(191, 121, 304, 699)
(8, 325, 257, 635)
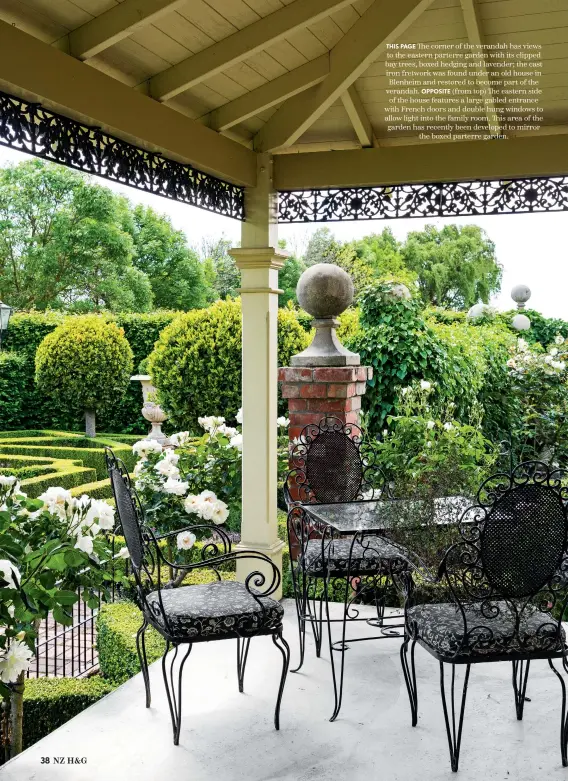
(296, 263, 354, 319)
(512, 313, 531, 331)
(467, 303, 488, 321)
(291, 263, 359, 367)
(511, 284, 531, 309)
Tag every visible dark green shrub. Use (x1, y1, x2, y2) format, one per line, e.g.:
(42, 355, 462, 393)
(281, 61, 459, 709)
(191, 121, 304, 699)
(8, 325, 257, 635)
(0, 352, 31, 430)
(149, 298, 309, 430)
(22, 677, 115, 750)
(35, 316, 133, 437)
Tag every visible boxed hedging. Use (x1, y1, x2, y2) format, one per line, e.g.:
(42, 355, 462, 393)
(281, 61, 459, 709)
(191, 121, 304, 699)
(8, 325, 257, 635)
(22, 677, 115, 750)
(0, 352, 33, 430)
(97, 601, 166, 685)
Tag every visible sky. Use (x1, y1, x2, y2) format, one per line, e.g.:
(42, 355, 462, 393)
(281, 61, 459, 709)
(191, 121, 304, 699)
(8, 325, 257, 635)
(0, 144, 566, 319)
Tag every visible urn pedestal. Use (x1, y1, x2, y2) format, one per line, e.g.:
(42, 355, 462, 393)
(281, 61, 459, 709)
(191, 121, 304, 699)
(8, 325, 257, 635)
(131, 374, 170, 445)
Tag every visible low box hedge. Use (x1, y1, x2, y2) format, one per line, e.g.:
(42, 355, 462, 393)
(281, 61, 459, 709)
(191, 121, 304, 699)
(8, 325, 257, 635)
(22, 677, 115, 751)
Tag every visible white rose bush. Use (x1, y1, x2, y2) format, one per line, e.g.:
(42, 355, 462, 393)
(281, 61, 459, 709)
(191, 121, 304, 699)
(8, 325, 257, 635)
(0, 476, 124, 755)
(131, 409, 291, 542)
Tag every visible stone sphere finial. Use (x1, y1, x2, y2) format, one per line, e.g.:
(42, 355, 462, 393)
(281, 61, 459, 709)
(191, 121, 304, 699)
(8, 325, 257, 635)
(297, 263, 354, 319)
(511, 284, 531, 309)
(291, 263, 359, 367)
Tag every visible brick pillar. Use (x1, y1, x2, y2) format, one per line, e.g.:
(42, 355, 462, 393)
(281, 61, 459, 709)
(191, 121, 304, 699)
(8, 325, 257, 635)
(278, 366, 373, 442)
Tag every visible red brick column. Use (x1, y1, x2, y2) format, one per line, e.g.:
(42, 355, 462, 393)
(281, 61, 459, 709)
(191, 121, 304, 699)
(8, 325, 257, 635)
(278, 366, 373, 442)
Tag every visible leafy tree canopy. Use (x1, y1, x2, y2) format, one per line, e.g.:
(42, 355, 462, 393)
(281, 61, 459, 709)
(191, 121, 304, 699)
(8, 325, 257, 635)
(0, 160, 211, 313)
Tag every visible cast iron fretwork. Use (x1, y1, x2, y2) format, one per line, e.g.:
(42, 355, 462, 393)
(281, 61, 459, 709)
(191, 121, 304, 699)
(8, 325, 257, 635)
(0, 91, 244, 220)
(278, 177, 568, 223)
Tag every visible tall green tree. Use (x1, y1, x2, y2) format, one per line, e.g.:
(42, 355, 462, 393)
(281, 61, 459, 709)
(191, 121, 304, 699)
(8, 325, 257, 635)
(0, 160, 153, 312)
(128, 204, 211, 310)
(401, 224, 502, 309)
(201, 236, 240, 299)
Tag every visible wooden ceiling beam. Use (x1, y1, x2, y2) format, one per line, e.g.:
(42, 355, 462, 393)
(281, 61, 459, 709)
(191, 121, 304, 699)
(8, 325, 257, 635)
(208, 55, 329, 131)
(0, 21, 256, 186)
(254, 0, 435, 153)
(69, 0, 187, 60)
(341, 85, 375, 147)
(459, 0, 501, 135)
(149, 0, 353, 102)
(273, 136, 568, 190)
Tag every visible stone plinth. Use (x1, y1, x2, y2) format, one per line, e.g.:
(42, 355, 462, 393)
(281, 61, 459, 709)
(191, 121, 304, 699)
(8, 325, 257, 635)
(278, 365, 372, 441)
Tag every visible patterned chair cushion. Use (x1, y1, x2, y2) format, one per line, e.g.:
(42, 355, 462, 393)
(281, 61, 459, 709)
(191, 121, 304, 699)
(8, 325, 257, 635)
(146, 581, 284, 640)
(300, 536, 409, 576)
(408, 600, 566, 661)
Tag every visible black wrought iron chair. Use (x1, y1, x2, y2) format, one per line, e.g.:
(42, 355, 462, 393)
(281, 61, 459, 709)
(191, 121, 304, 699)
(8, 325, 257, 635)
(105, 448, 290, 745)
(399, 461, 568, 772)
(285, 416, 411, 720)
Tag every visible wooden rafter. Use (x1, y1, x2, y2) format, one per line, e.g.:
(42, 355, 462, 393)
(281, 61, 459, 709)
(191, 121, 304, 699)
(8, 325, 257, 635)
(459, 0, 501, 135)
(341, 85, 375, 147)
(254, 0, 435, 153)
(69, 0, 187, 61)
(149, 0, 354, 103)
(208, 55, 329, 132)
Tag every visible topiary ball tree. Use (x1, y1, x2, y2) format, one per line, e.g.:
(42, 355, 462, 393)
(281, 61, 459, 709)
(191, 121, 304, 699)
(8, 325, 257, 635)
(35, 315, 133, 437)
(148, 298, 309, 431)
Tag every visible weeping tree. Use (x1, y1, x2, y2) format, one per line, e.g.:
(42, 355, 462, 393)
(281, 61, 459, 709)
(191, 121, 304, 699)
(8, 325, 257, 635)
(35, 316, 133, 437)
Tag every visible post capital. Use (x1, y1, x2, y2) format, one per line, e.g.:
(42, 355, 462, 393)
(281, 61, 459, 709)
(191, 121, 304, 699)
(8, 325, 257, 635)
(229, 246, 288, 270)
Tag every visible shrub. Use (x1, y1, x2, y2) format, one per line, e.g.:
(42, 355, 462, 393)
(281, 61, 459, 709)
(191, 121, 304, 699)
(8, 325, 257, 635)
(0, 352, 30, 430)
(21, 677, 114, 751)
(149, 299, 309, 430)
(35, 316, 134, 437)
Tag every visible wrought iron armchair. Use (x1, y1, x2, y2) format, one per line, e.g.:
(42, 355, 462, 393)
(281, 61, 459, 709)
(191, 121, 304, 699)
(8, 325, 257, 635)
(285, 416, 410, 720)
(399, 461, 568, 772)
(105, 448, 290, 745)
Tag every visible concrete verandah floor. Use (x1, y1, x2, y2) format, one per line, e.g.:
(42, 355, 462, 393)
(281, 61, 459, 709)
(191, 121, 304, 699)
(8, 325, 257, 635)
(2, 600, 567, 781)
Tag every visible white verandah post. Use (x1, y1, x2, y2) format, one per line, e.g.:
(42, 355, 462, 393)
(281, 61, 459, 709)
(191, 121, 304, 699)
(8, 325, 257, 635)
(230, 153, 287, 598)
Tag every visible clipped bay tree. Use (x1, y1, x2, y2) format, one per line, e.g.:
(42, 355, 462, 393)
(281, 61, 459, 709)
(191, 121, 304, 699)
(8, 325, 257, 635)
(35, 315, 133, 437)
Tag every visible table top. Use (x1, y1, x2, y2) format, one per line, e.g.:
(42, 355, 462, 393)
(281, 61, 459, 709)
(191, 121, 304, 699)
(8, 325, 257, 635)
(301, 495, 472, 534)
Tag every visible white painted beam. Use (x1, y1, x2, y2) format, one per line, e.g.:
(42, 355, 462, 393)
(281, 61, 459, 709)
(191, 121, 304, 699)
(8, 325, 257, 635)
(341, 85, 374, 147)
(459, 0, 501, 135)
(254, 0, 435, 152)
(149, 0, 354, 102)
(69, 0, 187, 60)
(209, 55, 329, 132)
(273, 136, 568, 190)
(0, 21, 256, 186)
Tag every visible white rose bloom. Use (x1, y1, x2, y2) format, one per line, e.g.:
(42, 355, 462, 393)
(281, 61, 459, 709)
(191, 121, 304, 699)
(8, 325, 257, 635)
(507, 359, 516, 368)
(133, 461, 145, 477)
(550, 347, 559, 356)
(118, 547, 130, 559)
(74, 535, 94, 555)
(0, 640, 34, 683)
(0, 476, 17, 487)
(163, 478, 189, 496)
(199, 502, 215, 521)
(170, 431, 191, 447)
(277, 417, 290, 428)
(132, 439, 163, 458)
(426, 421, 435, 430)
(552, 361, 566, 371)
(401, 387, 410, 396)
(38, 486, 73, 520)
(443, 422, 454, 431)
(92, 500, 115, 531)
(556, 334, 564, 345)
(155, 459, 180, 479)
(517, 338, 528, 352)
(217, 425, 237, 438)
(0, 560, 20, 589)
(544, 355, 554, 365)
(177, 530, 197, 550)
(229, 433, 243, 452)
(426, 441, 432, 448)
(236, 407, 243, 424)
(211, 501, 229, 525)
(7, 605, 14, 618)
(420, 380, 431, 391)
(184, 495, 202, 514)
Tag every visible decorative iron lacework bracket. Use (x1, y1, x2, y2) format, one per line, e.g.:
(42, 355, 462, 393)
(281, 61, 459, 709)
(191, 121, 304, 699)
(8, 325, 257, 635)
(277, 177, 568, 222)
(0, 90, 245, 220)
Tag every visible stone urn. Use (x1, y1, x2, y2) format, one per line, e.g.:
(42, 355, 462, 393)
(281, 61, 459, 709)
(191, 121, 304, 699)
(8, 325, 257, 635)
(131, 374, 170, 445)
